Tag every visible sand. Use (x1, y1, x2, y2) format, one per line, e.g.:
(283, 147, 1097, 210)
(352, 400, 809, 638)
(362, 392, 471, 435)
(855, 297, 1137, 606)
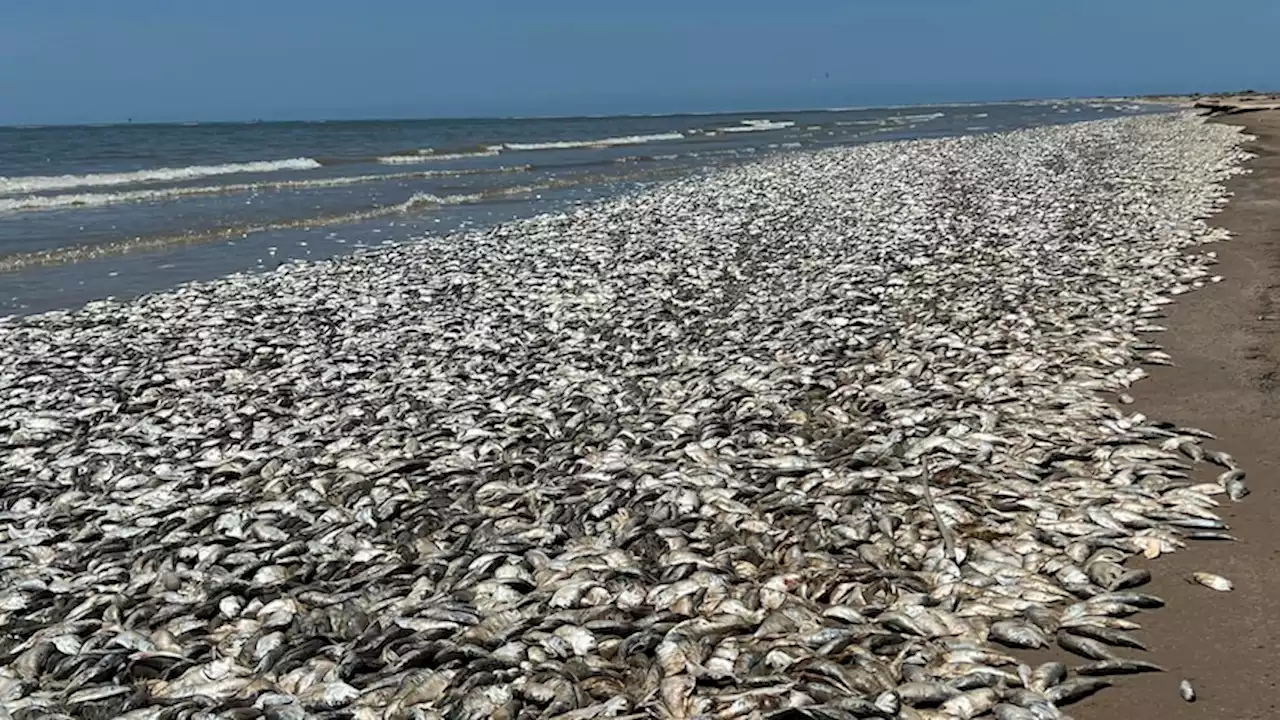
(1075, 110, 1280, 718)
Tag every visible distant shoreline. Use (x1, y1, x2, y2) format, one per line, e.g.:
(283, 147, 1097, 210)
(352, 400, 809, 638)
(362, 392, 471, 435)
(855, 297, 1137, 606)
(1123, 91, 1280, 111)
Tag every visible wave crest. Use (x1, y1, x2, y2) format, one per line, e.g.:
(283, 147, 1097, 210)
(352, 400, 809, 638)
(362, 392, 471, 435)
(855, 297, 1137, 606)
(502, 133, 685, 152)
(0, 158, 322, 195)
(377, 148, 502, 164)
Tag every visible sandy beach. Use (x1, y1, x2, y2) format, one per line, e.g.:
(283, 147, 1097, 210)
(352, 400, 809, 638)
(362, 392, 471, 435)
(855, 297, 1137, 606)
(1071, 110, 1280, 719)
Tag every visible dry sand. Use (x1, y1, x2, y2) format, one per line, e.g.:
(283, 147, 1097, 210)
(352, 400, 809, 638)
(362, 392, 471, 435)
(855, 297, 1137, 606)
(1075, 110, 1280, 718)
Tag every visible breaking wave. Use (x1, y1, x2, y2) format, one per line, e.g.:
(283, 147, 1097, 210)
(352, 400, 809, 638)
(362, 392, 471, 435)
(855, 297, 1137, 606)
(375, 133, 683, 162)
(376, 148, 503, 164)
(502, 133, 685, 152)
(392, 192, 486, 212)
(0, 167, 530, 214)
(888, 112, 947, 123)
(0, 191, 499, 273)
(0, 166, 697, 273)
(0, 158, 323, 195)
(717, 120, 797, 134)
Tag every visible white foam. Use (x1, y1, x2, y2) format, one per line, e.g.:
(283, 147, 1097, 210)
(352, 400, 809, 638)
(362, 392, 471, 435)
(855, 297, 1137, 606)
(0, 158, 322, 195)
(377, 149, 501, 164)
(502, 133, 684, 152)
(395, 192, 485, 212)
(0, 169, 501, 214)
(718, 120, 796, 133)
(885, 112, 946, 124)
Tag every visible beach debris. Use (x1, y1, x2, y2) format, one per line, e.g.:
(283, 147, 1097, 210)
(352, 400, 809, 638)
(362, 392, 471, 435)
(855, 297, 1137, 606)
(1180, 678, 1197, 702)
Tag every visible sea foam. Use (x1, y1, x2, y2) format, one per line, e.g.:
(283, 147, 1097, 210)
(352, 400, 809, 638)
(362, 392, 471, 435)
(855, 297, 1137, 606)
(0, 168, 525, 214)
(718, 120, 797, 134)
(502, 133, 684, 152)
(376, 149, 502, 164)
(0, 158, 323, 195)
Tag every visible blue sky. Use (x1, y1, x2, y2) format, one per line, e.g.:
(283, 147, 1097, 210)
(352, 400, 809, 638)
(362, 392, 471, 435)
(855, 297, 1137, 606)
(1, 0, 1276, 124)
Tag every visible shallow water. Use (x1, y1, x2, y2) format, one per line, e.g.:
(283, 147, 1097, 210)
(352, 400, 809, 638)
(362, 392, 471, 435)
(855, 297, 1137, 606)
(0, 100, 1166, 315)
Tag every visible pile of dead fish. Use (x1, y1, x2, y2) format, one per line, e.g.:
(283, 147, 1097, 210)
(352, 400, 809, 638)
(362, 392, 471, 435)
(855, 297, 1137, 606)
(0, 113, 1252, 719)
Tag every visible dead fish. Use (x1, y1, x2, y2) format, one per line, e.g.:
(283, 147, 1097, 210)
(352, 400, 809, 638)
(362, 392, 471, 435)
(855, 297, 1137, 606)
(1045, 677, 1112, 706)
(299, 681, 361, 710)
(1075, 659, 1165, 676)
(988, 619, 1048, 649)
(1060, 623, 1147, 650)
(992, 705, 1038, 720)
(1057, 631, 1116, 661)
(872, 690, 901, 716)
(1180, 530, 1239, 541)
(1190, 572, 1233, 592)
(894, 681, 961, 706)
(1217, 468, 1246, 486)
(1164, 516, 1227, 530)
(1175, 426, 1217, 440)
(65, 685, 132, 705)
(1085, 560, 1150, 591)
(1161, 437, 1205, 463)
(938, 688, 998, 719)
(1028, 662, 1068, 693)
(1063, 600, 1141, 620)
(1205, 450, 1239, 470)
(1092, 590, 1166, 609)
(1221, 470, 1250, 501)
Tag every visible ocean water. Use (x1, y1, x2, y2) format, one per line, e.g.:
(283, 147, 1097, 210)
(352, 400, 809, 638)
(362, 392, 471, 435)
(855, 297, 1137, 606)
(0, 100, 1167, 315)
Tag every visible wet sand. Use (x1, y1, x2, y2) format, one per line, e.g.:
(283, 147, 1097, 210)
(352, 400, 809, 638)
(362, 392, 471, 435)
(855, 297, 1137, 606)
(1078, 110, 1280, 718)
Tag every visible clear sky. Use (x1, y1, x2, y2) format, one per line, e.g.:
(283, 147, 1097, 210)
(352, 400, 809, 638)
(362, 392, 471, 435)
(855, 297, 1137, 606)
(2, 0, 1276, 125)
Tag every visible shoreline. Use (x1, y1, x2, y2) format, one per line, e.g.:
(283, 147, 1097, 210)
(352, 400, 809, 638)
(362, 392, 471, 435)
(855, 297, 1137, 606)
(0, 101, 1165, 318)
(1074, 111, 1280, 718)
(0, 114, 1260, 718)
